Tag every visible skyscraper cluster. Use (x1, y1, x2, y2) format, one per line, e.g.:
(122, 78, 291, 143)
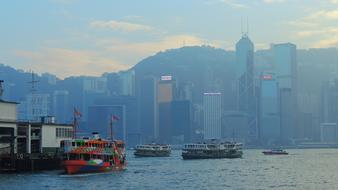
(11, 29, 338, 147)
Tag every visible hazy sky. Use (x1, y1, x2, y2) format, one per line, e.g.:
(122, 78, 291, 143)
(1, 0, 338, 78)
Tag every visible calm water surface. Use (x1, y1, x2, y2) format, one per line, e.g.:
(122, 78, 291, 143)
(1, 149, 338, 190)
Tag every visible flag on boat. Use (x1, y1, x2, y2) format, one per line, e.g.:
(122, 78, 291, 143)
(74, 107, 82, 117)
(112, 115, 119, 121)
(112, 143, 120, 165)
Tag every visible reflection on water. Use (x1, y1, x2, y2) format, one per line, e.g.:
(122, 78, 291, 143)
(1, 149, 338, 190)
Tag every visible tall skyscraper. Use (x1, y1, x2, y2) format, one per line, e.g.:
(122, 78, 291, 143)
(272, 43, 297, 89)
(236, 34, 254, 81)
(87, 105, 126, 140)
(157, 75, 175, 143)
(118, 70, 135, 96)
(171, 100, 191, 143)
(272, 43, 298, 143)
(235, 33, 257, 140)
(82, 76, 108, 121)
(19, 93, 51, 122)
(203, 92, 222, 140)
(89, 96, 138, 146)
(138, 76, 157, 143)
(321, 80, 338, 123)
(259, 73, 280, 144)
(53, 90, 70, 123)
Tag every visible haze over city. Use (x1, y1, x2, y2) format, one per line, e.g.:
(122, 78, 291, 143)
(3, 1, 338, 189)
(1, 0, 338, 78)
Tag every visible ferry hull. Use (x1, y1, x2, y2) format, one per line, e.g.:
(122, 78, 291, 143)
(63, 160, 125, 175)
(134, 150, 171, 157)
(262, 151, 288, 155)
(182, 150, 243, 160)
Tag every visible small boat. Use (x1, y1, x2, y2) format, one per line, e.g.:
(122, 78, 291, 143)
(134, 144, 171, 157)
(61, 133, 126, 174)
(262, 149, 288, 155)
(181, 141, 243, 160)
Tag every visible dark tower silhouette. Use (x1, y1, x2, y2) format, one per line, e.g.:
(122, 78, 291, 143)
(235, 29, 257, 142)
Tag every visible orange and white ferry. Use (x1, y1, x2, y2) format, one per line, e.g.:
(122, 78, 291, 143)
(61, 132, 126, 174)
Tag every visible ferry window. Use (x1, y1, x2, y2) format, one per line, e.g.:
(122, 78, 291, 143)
(83, 154, 90, 161)
(69, 154, 78, 160)
(72, 142, 75, 147)
(60, 128, 64, 138)
(68, 129, 72, 137)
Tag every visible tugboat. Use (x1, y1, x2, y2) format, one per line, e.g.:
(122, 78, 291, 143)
(262, 149, 288, 155)
(134, 144, 171, 157)
(61, 132, 126, 174)
(182, 141, 243, 159)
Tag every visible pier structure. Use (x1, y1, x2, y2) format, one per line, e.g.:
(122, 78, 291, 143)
(0, 95, 73, 172)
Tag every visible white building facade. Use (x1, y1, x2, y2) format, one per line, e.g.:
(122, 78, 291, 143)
(203, 93, 222, 140)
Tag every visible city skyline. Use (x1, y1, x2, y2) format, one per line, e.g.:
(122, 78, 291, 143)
(1, 0, 338, 78)
(3, 1, 338, 188)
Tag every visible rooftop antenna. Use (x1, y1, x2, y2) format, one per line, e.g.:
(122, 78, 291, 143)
(246, 16, 249, 37)
(0, 80, 4, 100)
(241, 16, 244, 36)
(28, 71, 39, 93)
(28, 71, 39, 121)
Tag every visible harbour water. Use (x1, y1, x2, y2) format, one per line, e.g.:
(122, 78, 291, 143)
(1, 149, 338, 190)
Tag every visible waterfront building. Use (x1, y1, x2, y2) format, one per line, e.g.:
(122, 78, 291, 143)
(0, 99, 19, 154)
(320, 123, 337, 143)
(223, 111, 248, 143)
(203, 92, 222, 140)
(1, 101, 72, 155)
(19, 119, 73, 154)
